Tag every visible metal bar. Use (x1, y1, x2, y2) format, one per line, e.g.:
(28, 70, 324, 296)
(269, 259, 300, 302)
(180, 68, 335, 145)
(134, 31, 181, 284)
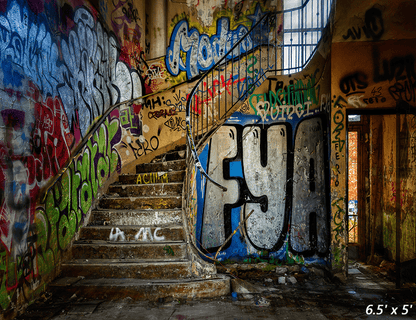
(395, 110, 401, 289)
(300, 3, 303, 69)
(211, 70, 214, 129)
(218, 66, 221, 121)
(275, 11, 277, 76)
(232, 49, 234, 107)
(267, 15, 269, 72)
(225, 46, 228, 116)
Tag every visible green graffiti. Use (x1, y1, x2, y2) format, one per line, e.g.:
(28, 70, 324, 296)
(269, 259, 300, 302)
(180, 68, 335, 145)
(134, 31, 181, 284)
(163, 245, 175, 256)
(1, 114, 125, 312)
(249, 77, 319, 118)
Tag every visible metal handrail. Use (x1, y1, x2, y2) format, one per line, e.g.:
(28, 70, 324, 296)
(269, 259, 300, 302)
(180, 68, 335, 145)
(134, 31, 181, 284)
(185, 0, 333, 191)
(41, 79, 190, 202)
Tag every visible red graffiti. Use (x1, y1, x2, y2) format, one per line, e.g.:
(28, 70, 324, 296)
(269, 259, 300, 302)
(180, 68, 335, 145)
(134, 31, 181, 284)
(189, 74, 247, 115)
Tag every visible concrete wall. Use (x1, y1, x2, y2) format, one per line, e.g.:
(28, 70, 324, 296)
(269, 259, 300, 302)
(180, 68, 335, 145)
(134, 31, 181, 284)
(332, 0, 416, 267)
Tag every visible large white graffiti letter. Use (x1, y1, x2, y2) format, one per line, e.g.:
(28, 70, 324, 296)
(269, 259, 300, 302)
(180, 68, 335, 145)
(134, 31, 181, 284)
(202, 126, 239, 250)
(290, 117, 329, 254)
(243, 125, 287, 249)
(109, 227, 126, 241)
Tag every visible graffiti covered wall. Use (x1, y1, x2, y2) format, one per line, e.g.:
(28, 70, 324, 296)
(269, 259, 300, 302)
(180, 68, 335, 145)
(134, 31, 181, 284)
(187, 30, 332, 265)
(332, 0, 416, 266)
(0, 0, 149, 314)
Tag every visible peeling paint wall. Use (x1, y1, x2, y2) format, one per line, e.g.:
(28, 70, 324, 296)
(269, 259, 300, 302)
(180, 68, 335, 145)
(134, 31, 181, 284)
(188, 29, 332, 266)
(332, 0, 416, 269)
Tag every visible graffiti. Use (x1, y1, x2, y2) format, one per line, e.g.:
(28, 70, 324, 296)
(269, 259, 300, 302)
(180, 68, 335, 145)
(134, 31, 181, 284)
(250, 77, 319, 113)
(373, 49, 416, 83)
(332, 110, 345, 153)
(120, 135, 159, 159)
(0, 2, 143, 137)
(0, 110, 123, 309)
(390, 181, 407, 208)
(254, 101, 314, 123)
(342, 8, 384, 41)
(110, 227, 126, 241)
(332, 198, 345, 242)
(347, 95, 367, 108)
(166, 4, 268, 79)
(164, 116, 186, 131)
(339, 72, 368, 96)
(165, 90, 187, 112)
(389, 79, 416, 103)
(121, 0, 140, 23)
(234, 1, 245, 20)
(148, 108, 177, 119)
(135, 227, 165, 241)
(120, 104, 142, 136)
(201, 117, 329, 257)
(192, 73, 248, 113)
(372, 49, 416, 102)
(59, 8, 143, 136)
(136, 172, 168, 184)
(145, 62, 167, 81)
(111, 0, 142, 38)
(144, 96, 162, 110)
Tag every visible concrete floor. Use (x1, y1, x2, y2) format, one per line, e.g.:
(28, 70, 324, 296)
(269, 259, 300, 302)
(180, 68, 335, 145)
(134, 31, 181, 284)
(16, 261, 416, 320)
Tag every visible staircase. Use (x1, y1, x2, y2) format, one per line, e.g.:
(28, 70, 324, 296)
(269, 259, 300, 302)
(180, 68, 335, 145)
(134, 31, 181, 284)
(50, 147, 230, 301)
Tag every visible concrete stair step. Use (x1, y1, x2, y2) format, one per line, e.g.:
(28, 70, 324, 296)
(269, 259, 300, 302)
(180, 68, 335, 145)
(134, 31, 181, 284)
(61, 259, 192, 279)
(79, 225, 185, 242)
(151, 148, 186, 163)
(71, 241, 187, 260)
(89, 209, 183, 226)
(136, 159, 186, 174)
(49, 275, 230, 301)
(108, 182, 183, 197)
(98, 195, 182, 210)
(117, 170, 185, 185)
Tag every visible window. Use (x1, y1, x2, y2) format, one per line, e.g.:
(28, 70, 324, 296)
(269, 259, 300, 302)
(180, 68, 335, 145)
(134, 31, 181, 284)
(283, 0, 332, 73)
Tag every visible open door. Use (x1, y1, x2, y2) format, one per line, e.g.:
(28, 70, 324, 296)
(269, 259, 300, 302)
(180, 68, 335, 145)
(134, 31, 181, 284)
(347, 115, 368, 261)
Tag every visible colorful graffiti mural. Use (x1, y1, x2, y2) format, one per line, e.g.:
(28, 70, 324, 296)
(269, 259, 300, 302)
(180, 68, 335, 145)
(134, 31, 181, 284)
(0, 0, 147, 312)
(192, 89, 331, 264)
(166, 4, 270, 80)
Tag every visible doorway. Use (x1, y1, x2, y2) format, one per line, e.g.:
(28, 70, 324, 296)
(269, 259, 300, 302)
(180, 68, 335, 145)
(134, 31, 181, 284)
(347, 115, 368, 261)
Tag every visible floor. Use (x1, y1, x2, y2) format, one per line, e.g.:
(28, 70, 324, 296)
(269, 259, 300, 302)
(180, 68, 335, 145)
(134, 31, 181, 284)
(15, 261, 416, 320)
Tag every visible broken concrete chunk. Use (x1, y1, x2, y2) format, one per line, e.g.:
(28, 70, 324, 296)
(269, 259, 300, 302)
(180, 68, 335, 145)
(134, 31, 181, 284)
(288, 276, 297, 284)
(275, 267, 288, 275)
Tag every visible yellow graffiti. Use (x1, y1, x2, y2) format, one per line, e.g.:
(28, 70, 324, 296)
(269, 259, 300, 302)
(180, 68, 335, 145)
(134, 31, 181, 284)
(136, 172, 169, 184)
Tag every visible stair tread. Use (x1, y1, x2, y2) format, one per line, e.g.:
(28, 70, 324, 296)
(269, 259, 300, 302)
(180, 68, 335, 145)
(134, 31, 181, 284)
(110, 182, 183, 187)
(140, 159, 186, 165)
(101, 195, 182, 199)
(52, 275, 229, 287)
(121, 169, 185, 176)
(62, 259, 190, 265)
(91, 208, 182, 212)
(74, 240, 186, 245)
(84, 225, 183, 229)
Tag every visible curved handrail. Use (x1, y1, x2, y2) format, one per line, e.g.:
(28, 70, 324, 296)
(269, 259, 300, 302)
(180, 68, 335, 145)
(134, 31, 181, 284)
(185, 0, 332, 191)
(41, 79, 192, 202)
(185, 11, 273, 192)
